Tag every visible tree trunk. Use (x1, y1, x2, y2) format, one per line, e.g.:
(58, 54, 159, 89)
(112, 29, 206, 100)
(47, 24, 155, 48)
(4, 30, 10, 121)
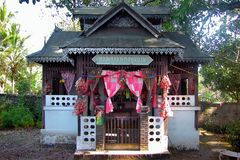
(12, 77, 15, 94)
(29, 66, 32, 94)
(0, 82, 4, 94)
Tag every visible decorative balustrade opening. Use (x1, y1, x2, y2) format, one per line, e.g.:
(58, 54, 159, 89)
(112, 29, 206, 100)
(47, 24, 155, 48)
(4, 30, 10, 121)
(45, 95, 77, 107)
(158, 95, 195, 107)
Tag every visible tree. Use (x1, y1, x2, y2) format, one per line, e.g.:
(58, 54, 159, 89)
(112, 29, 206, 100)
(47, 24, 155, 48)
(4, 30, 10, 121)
(0, 3, 28, 94)
(201, 40, 240, 103)
(3, 23, 28, 94)
(0, 2, 14, 93)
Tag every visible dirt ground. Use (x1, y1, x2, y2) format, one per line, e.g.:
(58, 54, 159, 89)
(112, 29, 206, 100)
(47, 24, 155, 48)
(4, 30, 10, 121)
(0, 128, 231, 160)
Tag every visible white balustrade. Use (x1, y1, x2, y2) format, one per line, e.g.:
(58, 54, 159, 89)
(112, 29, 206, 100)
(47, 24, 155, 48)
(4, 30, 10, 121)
(45, 95, 78, 107)
(148, 116, 165, 151)
(77, 116, 96, 150)
(158, 95, 195, 107)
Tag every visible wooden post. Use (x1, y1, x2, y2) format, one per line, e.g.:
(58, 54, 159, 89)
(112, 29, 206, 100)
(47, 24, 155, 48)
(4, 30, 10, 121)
(140, 106, 149, 151)
(42, 65, 46, 129)
(161, 56, 169, 136)
(194, 64, 199, 129)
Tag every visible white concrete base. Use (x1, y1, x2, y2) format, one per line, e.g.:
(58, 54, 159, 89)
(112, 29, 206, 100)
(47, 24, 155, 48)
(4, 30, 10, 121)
(149, 135, 168, 152)
(76, 136, 96, 151)
(44, 106, 78, 135)
(168, 109, 199, 150)
(40, 129, 76, 144)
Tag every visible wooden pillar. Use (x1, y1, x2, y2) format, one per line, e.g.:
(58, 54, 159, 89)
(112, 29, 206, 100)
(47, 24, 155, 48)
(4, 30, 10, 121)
(96, 118, 105, 151)
(161, 56, 169, 136)
(96, 125, 104, 150)
(42, 65, 46, 129)
(140, 106, 149, 151)
(194, 64, 199, 129)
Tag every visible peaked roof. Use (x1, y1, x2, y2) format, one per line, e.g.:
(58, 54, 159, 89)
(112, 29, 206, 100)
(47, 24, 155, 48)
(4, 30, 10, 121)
(27, 30, 212, 64)
(84, 2, 161, 38)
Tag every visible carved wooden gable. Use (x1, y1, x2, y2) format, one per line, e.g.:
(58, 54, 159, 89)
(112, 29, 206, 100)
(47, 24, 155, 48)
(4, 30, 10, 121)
(106, 13, 140, 28)
(84, 2, 161, 38)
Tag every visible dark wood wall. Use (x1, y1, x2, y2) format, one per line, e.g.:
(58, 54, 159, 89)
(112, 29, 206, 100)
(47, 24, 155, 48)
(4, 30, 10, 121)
(42, 55, 199, 97)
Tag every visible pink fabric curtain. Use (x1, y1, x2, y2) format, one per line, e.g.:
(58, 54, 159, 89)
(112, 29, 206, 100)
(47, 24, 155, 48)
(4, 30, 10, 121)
(124, 71, 143, 113)
(61, 71, 75, 95)
(102, 70, 121, 114)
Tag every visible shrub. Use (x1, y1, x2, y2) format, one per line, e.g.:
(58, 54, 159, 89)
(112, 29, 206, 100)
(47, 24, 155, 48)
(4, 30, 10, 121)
(0, 107, 34, 128)
(202, 115, 226, 133)
(17, 95, 42, 122)
(225, 120, 240, 152)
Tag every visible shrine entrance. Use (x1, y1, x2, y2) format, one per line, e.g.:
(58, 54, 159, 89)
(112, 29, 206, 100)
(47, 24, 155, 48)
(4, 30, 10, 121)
(104, 87, 141, 150)
(105, 116, 140, 150)
(102, 69, 145, 150)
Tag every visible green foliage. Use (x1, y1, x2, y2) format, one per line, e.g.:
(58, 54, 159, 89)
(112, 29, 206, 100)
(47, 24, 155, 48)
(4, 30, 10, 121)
(201, 40, 240, 103)
(0, 3, 41, 95)
(202, 114, 226, 134)
(226, 120, 240, 151)
(16, 78, 31, 95)
(0, 107, 34, 128)
(0, 95, 41, 129)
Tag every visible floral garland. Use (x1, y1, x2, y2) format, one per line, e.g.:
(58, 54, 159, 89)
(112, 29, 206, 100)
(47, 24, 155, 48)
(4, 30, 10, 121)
(75, 78, 89, 95)
(74, 99, 86, 116)
(158, 75, 173, 119)
(74, 77, 89, 116)
(159, 75, 171, 91)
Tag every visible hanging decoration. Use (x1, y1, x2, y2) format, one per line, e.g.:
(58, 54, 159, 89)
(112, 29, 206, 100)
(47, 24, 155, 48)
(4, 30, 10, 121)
(75, 78, 89, 95)
(124, 71, 143, 113)
(159, 75, 172, 90)
(44, 80, 52, 95)
(169, 74, 181, 95)
(74, 77, 89, 116)
(61, 71, 75, 95)
(142, 69, 155, 107)
(74, 99, 86, 116)
(88, 69, 102, 115)
(96, 106, 104, 125)
(102, 70, 122, 114)
(158, 75, 173, 119)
